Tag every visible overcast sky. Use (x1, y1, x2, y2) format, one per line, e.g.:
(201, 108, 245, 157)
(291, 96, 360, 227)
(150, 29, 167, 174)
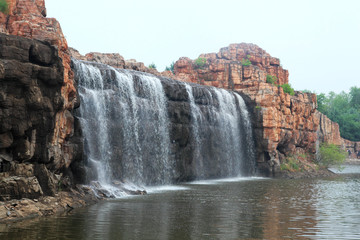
(46, 0, 359, 94)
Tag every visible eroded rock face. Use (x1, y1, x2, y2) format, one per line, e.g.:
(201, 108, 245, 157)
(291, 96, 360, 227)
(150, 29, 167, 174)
(0, 33, 71, 198)
(173, 43, 289, 88)
(234, 81, 320, 174)
(0, 176, 43, 201)
(170, 43, 356, 175)
(0, 0, 77, 172)
(0, 33, 63, 163)
(0, 0, 79, 200)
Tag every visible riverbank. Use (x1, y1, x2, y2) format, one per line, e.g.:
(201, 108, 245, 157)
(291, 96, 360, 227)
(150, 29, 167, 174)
(0, 186, 99, 223)
(345, 158, 360, 165)
(275, 168, 336, 179)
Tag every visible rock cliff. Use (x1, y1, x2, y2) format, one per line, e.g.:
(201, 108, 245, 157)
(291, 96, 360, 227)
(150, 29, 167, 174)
(0, 0, 78, 200)
(170, 43, 355, 175)
(1, 0, 77, 168)
(70, 42, 355, 175)
(0, 33, 65, 199)
(0, 0, 356, 206)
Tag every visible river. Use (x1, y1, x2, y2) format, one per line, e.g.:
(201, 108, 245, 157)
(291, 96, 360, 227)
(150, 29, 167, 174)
(1, 165, 360, 240)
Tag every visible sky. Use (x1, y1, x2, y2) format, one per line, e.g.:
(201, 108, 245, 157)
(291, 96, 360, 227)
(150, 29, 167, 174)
(45, 0, 360, 94)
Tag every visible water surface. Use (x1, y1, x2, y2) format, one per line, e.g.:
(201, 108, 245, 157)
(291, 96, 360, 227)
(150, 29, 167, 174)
(1, 169, 360, 239)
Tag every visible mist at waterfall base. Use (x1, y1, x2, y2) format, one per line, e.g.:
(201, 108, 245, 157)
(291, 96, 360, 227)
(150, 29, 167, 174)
(73, 60, 255, 197)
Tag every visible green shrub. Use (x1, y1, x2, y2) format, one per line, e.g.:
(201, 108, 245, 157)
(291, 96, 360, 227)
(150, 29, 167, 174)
(0, 0, 9, 14)
(266, 75, 277, 85)
(241, 59, 251, 66)
(241, 55, 252, 66)
(165, 61, 175, 73)
(281, 83, 295, 96)
(194, 57, 207, 69)
(319, 143, 346, 168)
(148, 63, 157, 69)
(280, 156, 301, 172)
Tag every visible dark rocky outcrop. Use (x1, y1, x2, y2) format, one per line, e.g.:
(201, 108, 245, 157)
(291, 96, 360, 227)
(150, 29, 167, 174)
(1, 0, 78, 172)
(0, 33, 76, 200)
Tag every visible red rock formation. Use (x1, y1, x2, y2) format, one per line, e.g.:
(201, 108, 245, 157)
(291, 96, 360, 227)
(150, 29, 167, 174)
(236, 80, 320, 172)
(0, 0, 76, 170)
(85, 52, 125, 69)
(316, 112, 342, 146)
(173, 43, 289, 88)
(172, 43, 356, 174)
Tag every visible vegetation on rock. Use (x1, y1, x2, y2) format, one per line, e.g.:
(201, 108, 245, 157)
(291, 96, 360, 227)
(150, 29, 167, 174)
(194, 57, 207, 69)
(280, 153, 317, 172)
(266, 74, 277, 85)
(317, 86, 360, 141)
(0, 0, 8, 14)
(241, 55, 252, 66)
(280, 156, 301, 171)
(148, 63, 157, 69)
(280, 83, 295, 96)
(165, 61, 175, 73)
(318, 142, 346, 168)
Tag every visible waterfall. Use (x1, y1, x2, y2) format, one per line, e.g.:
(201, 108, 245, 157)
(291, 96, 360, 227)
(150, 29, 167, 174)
(73, 59, 256, 194)
(184, 84, 255, 178)
(73, 60, 173, 192)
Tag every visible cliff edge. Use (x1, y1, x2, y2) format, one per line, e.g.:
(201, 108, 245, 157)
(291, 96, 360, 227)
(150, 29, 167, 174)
(170, 43, 358, 175)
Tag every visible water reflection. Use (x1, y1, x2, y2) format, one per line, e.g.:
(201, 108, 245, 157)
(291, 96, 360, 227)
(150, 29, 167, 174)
(260, 179, 319, 239)
(1, 175, 360, 239)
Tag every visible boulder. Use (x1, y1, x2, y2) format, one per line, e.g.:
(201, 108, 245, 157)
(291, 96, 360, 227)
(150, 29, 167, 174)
(0, 176, 43, 201)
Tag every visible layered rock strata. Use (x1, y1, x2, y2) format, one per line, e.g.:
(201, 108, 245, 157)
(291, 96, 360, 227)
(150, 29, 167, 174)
(170, 43, 356, 175)
(173, 43, 289, 88)
(0, 0, 77, 171)
(0, 0, 80, 202)
(0, 33, 74, 200)
(70, 42, 356, 175)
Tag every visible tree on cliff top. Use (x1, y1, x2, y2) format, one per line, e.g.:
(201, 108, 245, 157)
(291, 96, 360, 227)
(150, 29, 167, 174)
(317, 86, 360, 141)
(0, 0, 9, 14)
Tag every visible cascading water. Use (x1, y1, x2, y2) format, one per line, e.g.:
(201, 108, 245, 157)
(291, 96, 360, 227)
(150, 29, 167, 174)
(184, 84, 255, 179)
(73, 59, 255, 196)
(73, 60, 173, 194)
